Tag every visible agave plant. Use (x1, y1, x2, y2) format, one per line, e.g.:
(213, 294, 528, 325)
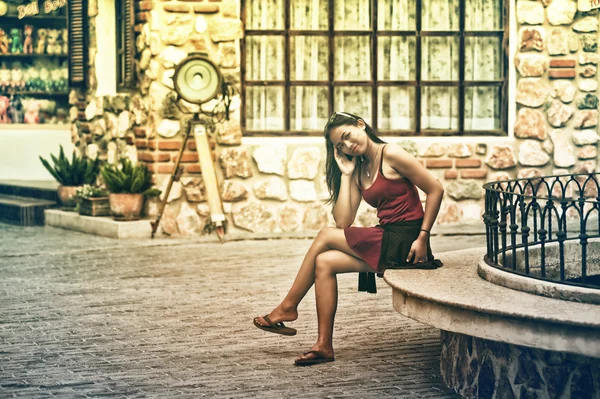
(101, 158, 161, 197)
(39, 146, 100, 186)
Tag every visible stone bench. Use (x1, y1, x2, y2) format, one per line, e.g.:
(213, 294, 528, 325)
(384, 247, 600, 398)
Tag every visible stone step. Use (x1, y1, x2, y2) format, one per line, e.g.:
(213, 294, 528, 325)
(0, 194, 57, 226)
(44, 209, 153, 239)
(0, 180, 59, 202)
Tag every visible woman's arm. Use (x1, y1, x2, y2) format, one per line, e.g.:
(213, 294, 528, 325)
(332, 171, 362, 228)
(331, 150, 362, 228)
(385, 144, 445, 262)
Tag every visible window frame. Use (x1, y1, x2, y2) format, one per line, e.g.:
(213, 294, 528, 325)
(241, 0, 509, 137)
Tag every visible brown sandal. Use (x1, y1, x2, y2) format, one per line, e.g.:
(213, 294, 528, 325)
(253, 315, 297, 336)
(294, 350, 334, 366)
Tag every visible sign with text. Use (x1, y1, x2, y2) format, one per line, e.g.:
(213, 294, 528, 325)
(18, 0, 67, 19)
(579, 0, 600, 11)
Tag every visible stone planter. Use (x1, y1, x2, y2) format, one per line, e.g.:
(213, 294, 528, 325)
(78, 197, 110, 217)
(57, 185, 81, 209)
(108, 193, 144, 221)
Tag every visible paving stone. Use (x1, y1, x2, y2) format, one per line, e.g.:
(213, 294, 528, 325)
(0, 222, 485, 397)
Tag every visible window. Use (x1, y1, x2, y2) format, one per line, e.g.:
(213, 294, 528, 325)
(115, 0, 135, 91)
(242, 0, 507, 136)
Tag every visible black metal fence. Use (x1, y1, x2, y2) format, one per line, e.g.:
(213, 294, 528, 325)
(483, 173, 600, 289)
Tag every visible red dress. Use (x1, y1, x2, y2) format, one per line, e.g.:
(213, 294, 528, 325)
(344, 145, 425, 272)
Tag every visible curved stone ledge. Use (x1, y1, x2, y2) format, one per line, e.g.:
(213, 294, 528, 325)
(478, 258, 600, 304)
(383, 248, 600, 358)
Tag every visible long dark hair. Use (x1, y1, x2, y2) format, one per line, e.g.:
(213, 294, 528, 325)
(323, 112, 386, 205)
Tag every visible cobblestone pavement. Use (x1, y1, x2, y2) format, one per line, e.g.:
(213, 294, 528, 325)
(0, 223, 486, 398)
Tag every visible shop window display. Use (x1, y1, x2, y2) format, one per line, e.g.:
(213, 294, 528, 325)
(0, 0, 69, 125)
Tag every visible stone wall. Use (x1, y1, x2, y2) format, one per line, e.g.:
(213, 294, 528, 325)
(440, 330, 600, 398)
(70, 1, 600, 238)
(68, 0, 139, 175)
(510, 1, 600, 185)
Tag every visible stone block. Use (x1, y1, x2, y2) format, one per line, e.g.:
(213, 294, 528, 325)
(486, 145, 517, 170)
(455, 159, 482, 168)
(193, 3, 219, 13)
(516, 78, 549, 107)
(444, 170, 458, 180)
(549, 69, 576, 79)
(460, 169, 487, 179)
(426, 159, 453, 168)
(163, 3, 190, 13)
(516, 0, 545, 25)
(515, 108, 547, 140)
(549, 59, 576, 68)
(547, 0, 577, 26)
(519, 27, 545, 51)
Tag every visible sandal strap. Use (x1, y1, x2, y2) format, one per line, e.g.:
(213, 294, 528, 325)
(302, 350, 324, 357)
(262, 315, 274, 327)
(262, 315, 285, 329)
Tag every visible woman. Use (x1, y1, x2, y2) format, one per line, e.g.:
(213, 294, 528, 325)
(253, 112, 444, 366)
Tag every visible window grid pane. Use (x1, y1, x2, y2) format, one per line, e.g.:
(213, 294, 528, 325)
(421, 87, 459, 130)
(334, 0, 371, 30)
(246, 36, 285, 81)
(246, 0, 284, 29)
(465, 86, 501, 130)
(334, 36, 372, 81)
(378, 37, 417, 81)
(291, 87, 329, 130)
(291, 0, 328, 30)
(334, 86, 372, 121)
(378, 87, 416, 130)
(291, 37, 329, 81)
(465, 0, 502, 30)
(246, 86, 285, 131)
(465, 36, 502, 81)
(378, 0, 416, 30)
(421, 36, 459, 81)
(422, 0, 459, 31)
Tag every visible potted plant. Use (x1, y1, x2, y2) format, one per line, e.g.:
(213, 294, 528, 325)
(76, 184, 110, 217)
(101, 158, 161, 221)
(39, 146, 101, 209)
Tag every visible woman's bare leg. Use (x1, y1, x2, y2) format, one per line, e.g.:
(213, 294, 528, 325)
(255, 227, 370, 326)
(295, 249, 372, 362)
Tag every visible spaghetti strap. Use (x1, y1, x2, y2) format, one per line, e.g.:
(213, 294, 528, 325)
(379, 145, 387, 177)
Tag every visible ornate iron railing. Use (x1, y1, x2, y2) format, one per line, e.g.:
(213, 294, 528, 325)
(483, 172, 600, 289)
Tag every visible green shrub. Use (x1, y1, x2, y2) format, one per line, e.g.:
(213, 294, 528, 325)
(39, 146, 100, 186)
(101, 158, 161, 197)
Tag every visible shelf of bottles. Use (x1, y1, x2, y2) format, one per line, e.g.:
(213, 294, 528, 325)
(0, 0, 70, 124)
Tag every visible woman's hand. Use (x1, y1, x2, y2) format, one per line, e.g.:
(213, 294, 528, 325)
(406, 236, 429, 264)
(334, 148, 356, 176)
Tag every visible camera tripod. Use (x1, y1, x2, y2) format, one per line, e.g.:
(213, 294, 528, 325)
(150, 113, 226, 240)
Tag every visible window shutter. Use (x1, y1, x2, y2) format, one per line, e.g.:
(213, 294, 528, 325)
(116, 0, 135, 90)
(68, 0, 89, 88)
(123, 0, 135, 88)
